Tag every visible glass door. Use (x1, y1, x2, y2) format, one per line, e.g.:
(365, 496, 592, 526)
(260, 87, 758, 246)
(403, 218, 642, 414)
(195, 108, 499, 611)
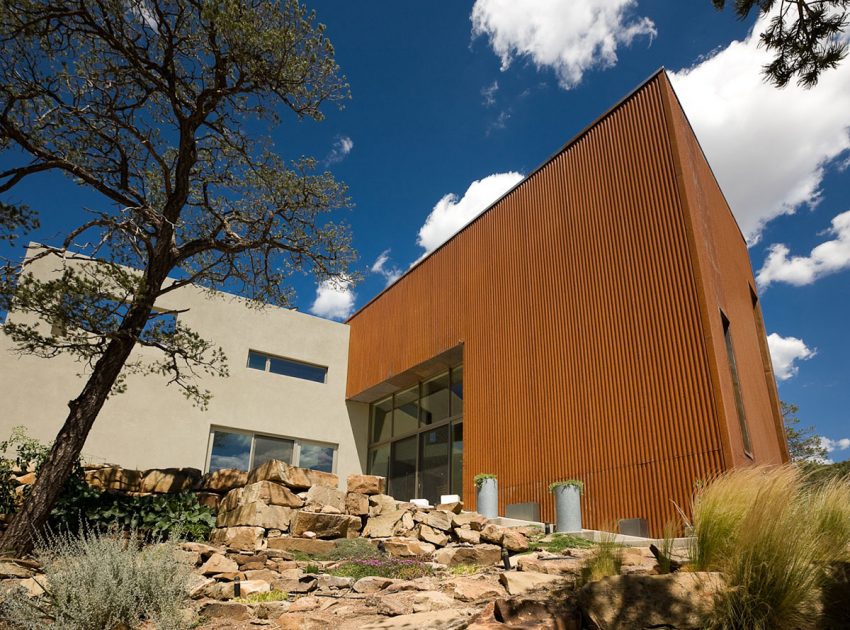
(418, 425, 450, 505)
(389, 435, 417, 501)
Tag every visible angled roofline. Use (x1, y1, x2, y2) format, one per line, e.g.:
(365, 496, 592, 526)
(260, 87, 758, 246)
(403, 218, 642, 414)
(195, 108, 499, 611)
(346, 67, 669, 323)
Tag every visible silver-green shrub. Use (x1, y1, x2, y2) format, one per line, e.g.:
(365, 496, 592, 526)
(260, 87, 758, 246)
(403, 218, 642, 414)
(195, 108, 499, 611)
(1, 529, 192, 630)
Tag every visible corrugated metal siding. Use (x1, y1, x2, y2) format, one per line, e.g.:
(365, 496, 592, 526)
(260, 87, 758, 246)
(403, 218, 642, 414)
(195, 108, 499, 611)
(346, 73, 777, 534)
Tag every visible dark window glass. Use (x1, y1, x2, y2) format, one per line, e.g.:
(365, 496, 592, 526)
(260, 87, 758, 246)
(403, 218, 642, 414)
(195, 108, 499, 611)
(253, 435, 294, 468)
(268, 356, 327, 383)
(451, 366, 463, 416)
(451, 421, 463, 496)
(369, 444, 390, 478)
(419, 425, 450, 505)
(372, 397, 393, 443)
(390, 435, 417, 501)
(722, 314, 753, 455)
(209, 431, 251, 472)
(420, 373, 450, 426)
(393, 386, 419, 437)
(247, 351, 267, 371)
(299, 443, 335, 472)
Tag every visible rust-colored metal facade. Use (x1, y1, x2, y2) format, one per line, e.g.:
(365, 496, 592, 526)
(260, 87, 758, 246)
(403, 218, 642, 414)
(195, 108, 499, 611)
(345, 71, 788, 535)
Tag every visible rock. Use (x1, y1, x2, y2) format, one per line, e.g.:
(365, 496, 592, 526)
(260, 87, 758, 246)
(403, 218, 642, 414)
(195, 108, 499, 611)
(291, 511, 350, 539)
(209, 526, 265, 551)
(412, 591, 456, 612)
(0, 561, 33, 579)
(517, 555, 583, 576)
(501, 529, 529, 552)
(419, 524, 450, 547)
(217, 502, 294, 530)
(480, 524, 504, 545)
(180, 541, 220, 557)
(198, 468, 248, 492)
(382, 538, 437, 558)
(321, 504, 342, 514)
(450, 577, 507, 602)
(242, 568, 281, 582)
(423, 510, 453, 531)
(275, 576, 318, 594)
(436, 502, 463, 514)
(359, 607, 479, 629)
(377, 592, 414, 616)
(454, 529, 480, 545)
(305, 468, 339, 489)
(289, 595, 322, 612)
(317, 574, 355, 590)
(346, 492, 370, 516)
(245, 480, 306, 508)
(353, 576, 396, 593)
(499, 571, 567, 596)
(248, 459, 313, 489)
(204, 579, 271, 600)
(306, 485, 346, 512)
(452, 512, 488, 531)
(347, 474, 387, 495)
(6, 577, 46, 597)
(139, 467, 200, 493)
(199, 553, 238, 576)
(396, 512, 415, 535)
(267, 537, 336, 556)
(84, 466, 142, 492)
(434, 544, 501, 567)
(195, 491, 221, 511)
(363, 509, 407, 538)
(368, 494, 397, 517)
(469, 599, 583, 630)
(188, 574, 215, 599)
(15, 472, 36, 485)
(579, 572, 724, 630)
(347, 515, 364, 536)
(255, 600, 291, 619)
(200, 601, 252, 621)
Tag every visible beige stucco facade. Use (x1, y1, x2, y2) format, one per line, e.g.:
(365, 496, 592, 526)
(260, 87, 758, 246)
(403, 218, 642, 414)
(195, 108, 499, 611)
(0, 245, 369, 483)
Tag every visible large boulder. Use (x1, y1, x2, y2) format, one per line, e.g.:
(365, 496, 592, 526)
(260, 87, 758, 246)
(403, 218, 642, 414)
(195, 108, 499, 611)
(217, 503, 293, 530)
(449, 577, 507, 602)
(422, 510, 453, 531)
(267, 537, 336, 555)
(199, 552, 238, 576)
(363, 508, 407, 538)
(382, 537, 437, 558)
(517, 554, 583, 576)
(248, 460, 313, 489)
(198, 468, 247, 493)
(578, 572, 724, 630)
(305, 485, 346, 513)
(242, 480, 305, 508)
(291, 511, 350, 539)
(501, 529, 529, 552)
(139, 467, 200, 493)
(346, 492, 370, 516)
(368, 494, 397, 517)
(359, 608, 479, 629)
(209, 526, 265, 551)
(499, 570, 568, 596)
(84, 466, 142, 493)
(347, 474, 386, 495)
(419, 524, 450, 547)
(434, 544, 501, 567)
(452, 512, 488, 531)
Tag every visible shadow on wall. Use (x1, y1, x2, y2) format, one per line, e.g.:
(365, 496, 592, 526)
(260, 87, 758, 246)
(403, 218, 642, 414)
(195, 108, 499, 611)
(346, 400, 369, 474)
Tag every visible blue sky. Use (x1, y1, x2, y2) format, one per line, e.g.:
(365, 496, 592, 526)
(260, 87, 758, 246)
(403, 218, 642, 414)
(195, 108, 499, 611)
(1, 2, 848, 460)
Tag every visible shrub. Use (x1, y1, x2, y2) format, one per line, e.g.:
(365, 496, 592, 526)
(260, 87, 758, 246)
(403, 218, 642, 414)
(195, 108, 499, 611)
(448, 564, 479, 576)
(529, 533, 594, 554)
(1, 529, 193, 630)
(548, 479, 584, 494)
(656, 519, 681, 575)
(580, 531, 622, 584)
(473, 473, 497, 488)
(329, 558, 433, 581)
(235, 590, 288, 604)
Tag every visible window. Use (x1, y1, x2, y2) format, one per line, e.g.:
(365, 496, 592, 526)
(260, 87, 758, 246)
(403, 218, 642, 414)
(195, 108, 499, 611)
(722, 313, 753, 456)
(207, 427, 336, 473)
(247, 350, 327, 384)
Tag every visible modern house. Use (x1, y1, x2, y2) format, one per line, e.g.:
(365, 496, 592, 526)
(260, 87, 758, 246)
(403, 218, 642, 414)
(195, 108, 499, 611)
(0, 71, 789, 535)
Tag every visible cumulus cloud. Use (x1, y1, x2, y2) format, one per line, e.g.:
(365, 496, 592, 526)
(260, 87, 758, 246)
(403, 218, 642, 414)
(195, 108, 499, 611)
(821, 437, 850, 453)
(309, 276, 355, 320)
(470, 0, 656, 89)
(481, 80, 499, 107)
(417, 172, 524, 255)
(756, 210, 850, 288)
(767, 333, 816, 380)
(325, 136, 354, 165)
(371, 249, 403, 286)
(670, 15, 850, 244)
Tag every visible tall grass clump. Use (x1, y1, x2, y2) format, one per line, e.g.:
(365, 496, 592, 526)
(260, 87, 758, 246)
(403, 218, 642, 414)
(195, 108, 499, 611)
(580, 530, 622, 584)
(692, 466, 850, 629)
(1, 529, 193, 630)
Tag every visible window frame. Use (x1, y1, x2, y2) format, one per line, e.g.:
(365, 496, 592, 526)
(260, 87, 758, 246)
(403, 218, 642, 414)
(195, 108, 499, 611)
(246, 349, 328, 384)
(205, 425, 338, 473)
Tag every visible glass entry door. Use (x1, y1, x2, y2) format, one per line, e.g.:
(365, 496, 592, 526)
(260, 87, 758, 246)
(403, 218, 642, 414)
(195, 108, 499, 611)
(419, 425, 450, 505)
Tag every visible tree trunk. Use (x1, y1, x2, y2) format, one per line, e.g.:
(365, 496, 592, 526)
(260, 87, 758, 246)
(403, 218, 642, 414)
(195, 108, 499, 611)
(0, 292, 160, 556)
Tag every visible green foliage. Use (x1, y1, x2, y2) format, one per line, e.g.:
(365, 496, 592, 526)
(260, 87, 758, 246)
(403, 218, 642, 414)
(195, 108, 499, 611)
(711, 0, 850, 87)
(303, 563, 322, 574)
(528, 533, 594, 554)
(656, 520, 680, 575)
(290, 537, 379, 562)
(800, 459, 850, 488)
(448, 564, 480, 576)
(0, 529, 192, 630)
(329, 558, 433, 581)
(580, 532, 623, 584)
(473, 473, 497, 488)
(235, 590, 288, 604)
(548, 479, 584, 494)
(782, 401, 828, 462)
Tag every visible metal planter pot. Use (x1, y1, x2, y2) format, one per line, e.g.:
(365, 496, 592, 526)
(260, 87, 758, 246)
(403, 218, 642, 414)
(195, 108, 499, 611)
(553, 485, 582, 532)
(476, 477, 498, 518)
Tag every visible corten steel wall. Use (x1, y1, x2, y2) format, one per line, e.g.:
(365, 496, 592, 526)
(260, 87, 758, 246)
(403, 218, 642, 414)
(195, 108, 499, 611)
(346, 71, 786, 534)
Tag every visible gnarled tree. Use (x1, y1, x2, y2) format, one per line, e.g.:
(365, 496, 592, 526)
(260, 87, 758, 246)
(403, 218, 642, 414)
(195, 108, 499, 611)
(0, 0, 354, 555)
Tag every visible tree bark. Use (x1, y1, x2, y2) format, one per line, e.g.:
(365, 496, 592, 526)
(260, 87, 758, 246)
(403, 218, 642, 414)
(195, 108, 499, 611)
(0, 289, 161, 556)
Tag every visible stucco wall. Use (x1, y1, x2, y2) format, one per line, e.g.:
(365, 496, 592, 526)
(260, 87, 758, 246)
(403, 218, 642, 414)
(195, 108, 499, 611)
(0, 245, 368, 486)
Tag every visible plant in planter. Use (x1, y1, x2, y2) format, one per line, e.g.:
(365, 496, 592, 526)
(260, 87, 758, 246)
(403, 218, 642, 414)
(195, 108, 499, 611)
(549, 479, 584, 533)
(474, 473, 498, 518)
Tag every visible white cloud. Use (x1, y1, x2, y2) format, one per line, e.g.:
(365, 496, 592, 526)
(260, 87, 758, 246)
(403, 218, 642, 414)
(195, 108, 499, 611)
(756, 210, 850, 288)
(309, 276, 355, 320)
(471, 0, 656, 89)
(325, 136, 354, 165)
(417, 172, 524, 255)
(481, 80, 499, 107)
(767, 332, 816, 380)
(670, 15, 850, 244)
(821, 437, 850, 453)
(370, 249, 403, 286)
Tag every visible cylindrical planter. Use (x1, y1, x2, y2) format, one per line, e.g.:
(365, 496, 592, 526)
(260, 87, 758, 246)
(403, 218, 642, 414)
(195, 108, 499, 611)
(553, 485, 582, 532)
(476, 478, 498, 518)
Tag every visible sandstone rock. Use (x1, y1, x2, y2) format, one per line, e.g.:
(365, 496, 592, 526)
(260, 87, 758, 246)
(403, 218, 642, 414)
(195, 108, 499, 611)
(317, 574, 355, 590)
(382, 537, 436, 558)
(578, 572, 724, 630)
(368, 494, 397, 517)
(450, 577, 507, 602)
(499, 570, 567, 596)
(187, 574, 215, 599)
(436, 502, 463, 514)
(306, 484, 346, 512)
(200, 552, 238, 575)
(422, 510, 453, 531)
(469, 598, 582, 630)
(8, 577, 46, 597)
(84, 466, 142, 492)
(0, 561, 33, 579)
(289, 595, 322, 612)
(175, 549, 201, 566)
(217, 502, 294, 530)
(204, 578, 271, 600)
(347, 474, 386, 495)
(451, 512, 488, 531)
(419, 524, 450, 547)
(267, 537, 336, 555)
(454, 529, 480, 545)
(139, 467, 200, 493)
(291, 511, 350, 539)
(412, 591, 456, 613)
(353, 576, 396, 593)
(359, 607, 479, 629)
(180, 541, 220, 557)
(346, 492, 370, 516)
(248, 459, 313, 489)
(434, 544, 501, 567)
(480, 524, 504, 545)
(242, 568, 281, 583)
(255, 600, 291, 619)
(200, 601, 252, 621)
(209, 526, 265, 552)
(246, 480, 305, 508)
(305, 468, 339, 490)
(517, 554, 583, 576)
(501, 529, 529, 552)
(276, 576, 318, 594)
(363, 509, 406, 538)
(195, 491, 221, 511)
(377, 592, 414, 616)
(199, 468, 248, 493)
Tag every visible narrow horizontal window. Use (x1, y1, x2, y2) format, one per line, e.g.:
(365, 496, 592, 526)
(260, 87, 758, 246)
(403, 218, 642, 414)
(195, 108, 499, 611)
(207, 427, 337, 473)
(247, 350, 327, 383)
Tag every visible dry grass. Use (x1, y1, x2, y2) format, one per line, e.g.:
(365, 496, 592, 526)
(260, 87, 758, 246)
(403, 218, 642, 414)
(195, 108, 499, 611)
(580, 530, 622, 584)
